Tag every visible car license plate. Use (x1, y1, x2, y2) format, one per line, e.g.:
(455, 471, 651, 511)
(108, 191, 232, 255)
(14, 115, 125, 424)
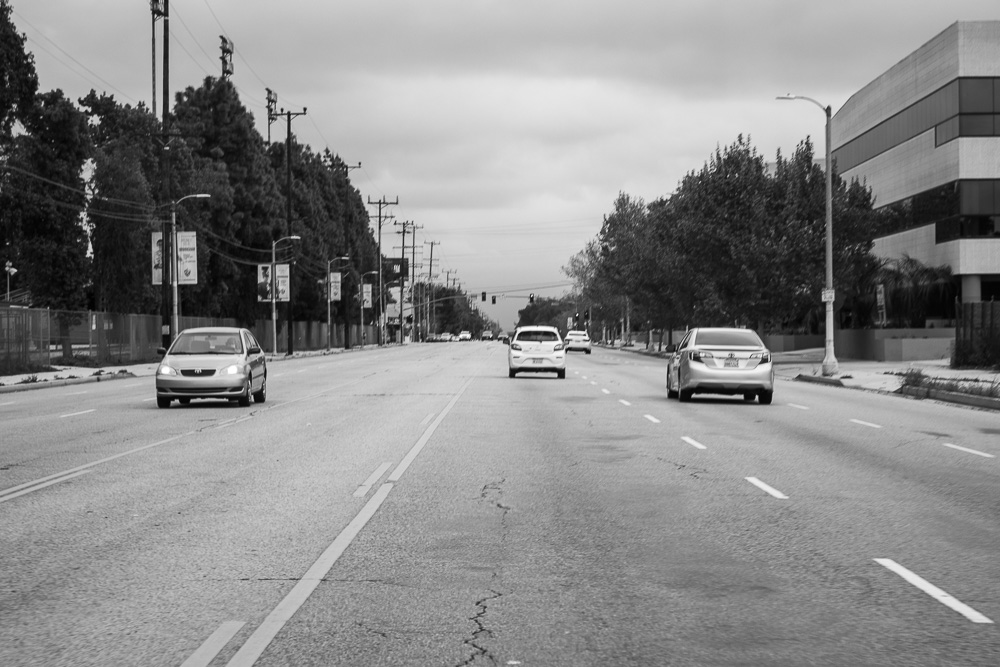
(724, 358, 739, 368)
(531, 358, 544, 364)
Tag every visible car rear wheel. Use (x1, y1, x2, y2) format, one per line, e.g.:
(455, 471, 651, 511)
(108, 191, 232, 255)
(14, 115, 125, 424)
(557, 369, 566, 379)
(253, 375, 267, 403)
(156, 397, 171, 409)
(508, 368, 516, 378)
(743, 392, 756, 402)
(679, 388, 693, 402)
(759, 390, 773, 405)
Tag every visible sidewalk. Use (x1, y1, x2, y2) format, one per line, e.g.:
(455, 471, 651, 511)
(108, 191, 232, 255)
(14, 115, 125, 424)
(0, 347, 347, 394)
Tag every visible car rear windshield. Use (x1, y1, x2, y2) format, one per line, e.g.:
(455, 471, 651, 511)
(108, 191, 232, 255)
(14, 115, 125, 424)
(695, 330, 762, 347)
(171, 332, 243, 354)
(516, 331, 560, 342)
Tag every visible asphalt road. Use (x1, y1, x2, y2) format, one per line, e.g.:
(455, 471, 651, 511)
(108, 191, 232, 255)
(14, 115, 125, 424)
(1, 343, 998, 666)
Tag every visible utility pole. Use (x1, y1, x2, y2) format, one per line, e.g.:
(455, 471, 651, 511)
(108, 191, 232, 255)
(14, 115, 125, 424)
(408, 223, 422, 341)
(393, 220, 414, 343)
(269, 94, 306, 355)
(425, 241, 439, 337)
(219, 36, 234, 79)
(159, 0, 171, 348)
(150, 1, 163, 112)
(368, 196, 398, 345)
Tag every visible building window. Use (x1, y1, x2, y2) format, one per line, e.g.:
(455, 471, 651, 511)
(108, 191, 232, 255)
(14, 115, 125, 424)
(959, 78, 995, 113)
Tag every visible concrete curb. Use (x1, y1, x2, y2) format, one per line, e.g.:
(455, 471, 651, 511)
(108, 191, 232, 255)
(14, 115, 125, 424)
(899, 385, 1000, 411)
(794, 374, 845, 387)
(0, 371, 136, 394)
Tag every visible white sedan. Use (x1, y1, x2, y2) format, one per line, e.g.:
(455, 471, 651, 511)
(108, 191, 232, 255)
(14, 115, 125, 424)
(508, 326, 566, 379)
(666, 327, 774, 404)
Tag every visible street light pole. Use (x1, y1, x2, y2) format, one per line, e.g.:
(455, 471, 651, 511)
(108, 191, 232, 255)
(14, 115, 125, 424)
(169, 193, 210, 341)
(271, 235, 301, 356)
(777, 94, 839, 376)
(328, 256, 350, 350)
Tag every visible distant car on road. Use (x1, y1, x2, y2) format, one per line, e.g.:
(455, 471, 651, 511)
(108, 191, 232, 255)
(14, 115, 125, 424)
(155, 327, 267, 408)
(508, 325, 566, 379)
(481, 330, 493, 341)
(564, 330, 592, 354)
(458, 330, 472, 341)
(665, 327, 773, 404)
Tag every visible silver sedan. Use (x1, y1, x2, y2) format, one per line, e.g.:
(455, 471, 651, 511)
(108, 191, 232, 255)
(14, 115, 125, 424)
(666, 327, 774, 404)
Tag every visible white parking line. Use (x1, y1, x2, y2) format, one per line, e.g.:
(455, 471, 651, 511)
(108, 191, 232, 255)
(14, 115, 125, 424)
(745, 477, 789, 499)
(942, 443, 995, 458)
(619, 399, 631, 407)
(873, 558, 993, 623)
(788, 403, 810, 410)
(644, 415, 660, 424)
(850, 418, 882, 429)
(59, 409, 95, 419)
(681, 436, 706, 450)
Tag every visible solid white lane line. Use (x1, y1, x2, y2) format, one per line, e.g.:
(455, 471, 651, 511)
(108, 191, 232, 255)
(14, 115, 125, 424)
(0, 401, 15, 407)
(619, 399, 631, 406)
(388, 377, 473, 483)
(601, 389, 610, 395)
(788, 403, 810, 410)
(180, 621, 245, 667)
(354, 462, 393, 498)
(59, 409, 95, 419)
(0, 433, 189, 500)
(644, 415, 660, 424)
(745, 477, 789, 499)
(0, 471, 91, 504)
(873, 558, 993, 624)
(681, 436, 707, 450)
(226, 483, 395, 667)
(850, 418, 882, 429)
(420, 413, 435, 426)
(942, 443, 995, 458)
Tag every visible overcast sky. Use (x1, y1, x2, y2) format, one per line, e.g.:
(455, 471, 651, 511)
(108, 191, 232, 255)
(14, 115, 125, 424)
(10, 0, 999, 329)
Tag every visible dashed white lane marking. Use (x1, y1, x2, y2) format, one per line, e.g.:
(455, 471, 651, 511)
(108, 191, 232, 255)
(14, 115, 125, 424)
(942, 443, 995, 458)
(354, 462, 393, 498)
(0, 401, 15, 407)
(873, 558, 993, 624)
(619, 399, 631, 406)
(66, 391, 88, 396)
(142, 397, 156, 402)
(601, 389, 610, 395)
(788, 403, 810, 410)
(180, 621, 246, 667)
(745, 477, 789, 499)
(59, 409, 95, 419)
(644, 415, 660, 424)
(581, 376, 588, 380)
(590, 381, 597, 386)
(850, 418, 882, 429)
(681, 436, 707, 450)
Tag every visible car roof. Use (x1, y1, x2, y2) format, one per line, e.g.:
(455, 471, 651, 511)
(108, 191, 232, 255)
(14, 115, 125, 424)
(516, 325, 559, 332)
(178, 327, 246, 335)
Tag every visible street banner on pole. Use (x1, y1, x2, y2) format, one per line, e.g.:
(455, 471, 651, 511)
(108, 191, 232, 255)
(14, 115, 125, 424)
(363, 283, 372, 308)
(329, 272, 342, 302)
(177, 232, 198, 285)
(276, 264, 290, 302)
(257, 265, 272, 302)
(152, 232, 163, 285)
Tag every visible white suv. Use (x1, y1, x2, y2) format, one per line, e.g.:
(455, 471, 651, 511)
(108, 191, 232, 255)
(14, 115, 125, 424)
(508, 326, 566, 378)
(564, 330, 592, 354)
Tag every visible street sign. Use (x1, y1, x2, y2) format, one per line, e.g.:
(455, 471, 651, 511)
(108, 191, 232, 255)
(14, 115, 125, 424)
(275, 264, 290, 302)
(176, 232, 197, 285)
(257, 265, 272, 302)
(329, 272, 342, 302)
(821, 288, 835, 303)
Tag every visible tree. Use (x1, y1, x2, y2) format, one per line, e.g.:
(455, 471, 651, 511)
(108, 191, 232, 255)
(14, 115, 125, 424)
(0, 0, 38, 147)
(0, 90, 92, 356)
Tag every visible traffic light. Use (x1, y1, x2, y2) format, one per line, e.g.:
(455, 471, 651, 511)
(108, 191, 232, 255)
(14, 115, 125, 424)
(481, 291, 486, 302)
(529, 293, 535, 303)
(491, 295, 496, 304)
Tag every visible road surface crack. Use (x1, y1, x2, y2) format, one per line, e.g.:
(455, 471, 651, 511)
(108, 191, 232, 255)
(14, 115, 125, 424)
(456, 588, 502, 666)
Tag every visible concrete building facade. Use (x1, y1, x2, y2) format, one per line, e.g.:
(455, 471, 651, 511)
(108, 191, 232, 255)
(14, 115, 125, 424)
(832, 21, 1000, 302)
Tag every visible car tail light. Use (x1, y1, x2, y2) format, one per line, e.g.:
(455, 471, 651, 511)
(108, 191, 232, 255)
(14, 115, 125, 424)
(750, 351, 771, 363)
(689, 350, 713, 363)
(554, 343, 564, 351)
(510, 343, 522, 351)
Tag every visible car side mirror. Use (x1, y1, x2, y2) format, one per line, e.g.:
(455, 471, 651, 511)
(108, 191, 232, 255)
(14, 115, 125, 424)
(665, 344, 677, 353)
(157, 347, 167, 356)
(248, 346, 261, 355)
